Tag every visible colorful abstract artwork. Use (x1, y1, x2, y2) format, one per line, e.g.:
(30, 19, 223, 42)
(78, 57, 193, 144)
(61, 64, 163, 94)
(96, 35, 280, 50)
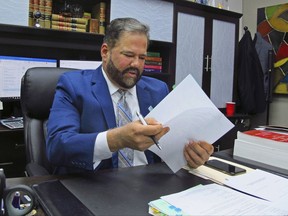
(257, 3, 288, 94)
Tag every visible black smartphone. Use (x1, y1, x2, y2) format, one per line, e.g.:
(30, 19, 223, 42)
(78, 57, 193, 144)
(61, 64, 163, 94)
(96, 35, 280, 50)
(204, 159, 246, 176)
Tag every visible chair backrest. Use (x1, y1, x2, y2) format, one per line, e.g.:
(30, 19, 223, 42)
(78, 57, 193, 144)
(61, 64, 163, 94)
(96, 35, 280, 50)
(20, 67, 78, 176)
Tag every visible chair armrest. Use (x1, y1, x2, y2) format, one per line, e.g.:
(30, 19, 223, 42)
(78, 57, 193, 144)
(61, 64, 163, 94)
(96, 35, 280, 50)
(25, 163, 50, 176)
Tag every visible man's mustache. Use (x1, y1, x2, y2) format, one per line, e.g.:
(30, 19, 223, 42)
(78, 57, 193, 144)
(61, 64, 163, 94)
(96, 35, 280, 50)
(123, 67, 140, 76)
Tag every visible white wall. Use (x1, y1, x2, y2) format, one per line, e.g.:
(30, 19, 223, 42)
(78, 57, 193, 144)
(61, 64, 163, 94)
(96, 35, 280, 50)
(228, 0, 242, 13)
(0, 1, 29, 26)
(242, 0, 288, 127)
(227, 0, 242, 39)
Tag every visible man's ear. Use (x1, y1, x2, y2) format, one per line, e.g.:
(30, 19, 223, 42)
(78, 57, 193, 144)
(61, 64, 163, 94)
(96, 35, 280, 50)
(101, 43, 109, 61)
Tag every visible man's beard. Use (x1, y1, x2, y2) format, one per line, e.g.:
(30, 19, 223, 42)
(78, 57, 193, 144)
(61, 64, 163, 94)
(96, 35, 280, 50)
(106, 58, 142, 89)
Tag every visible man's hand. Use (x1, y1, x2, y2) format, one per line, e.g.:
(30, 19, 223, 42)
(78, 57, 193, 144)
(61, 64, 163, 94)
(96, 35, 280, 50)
(107, 118, 169, 152)
(184, 141, 214, 168)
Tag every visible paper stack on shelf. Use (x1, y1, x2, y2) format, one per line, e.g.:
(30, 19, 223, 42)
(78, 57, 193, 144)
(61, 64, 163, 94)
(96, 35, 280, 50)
(233, 128, 288, 171)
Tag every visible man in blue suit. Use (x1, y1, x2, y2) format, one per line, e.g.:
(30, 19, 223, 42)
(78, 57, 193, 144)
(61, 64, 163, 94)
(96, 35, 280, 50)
(47, 17, 213, 174)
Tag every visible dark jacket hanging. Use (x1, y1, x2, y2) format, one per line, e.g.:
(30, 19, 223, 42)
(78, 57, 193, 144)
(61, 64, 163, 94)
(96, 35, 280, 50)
(253, 32, 273, 101)
(237, 29, 266, 114)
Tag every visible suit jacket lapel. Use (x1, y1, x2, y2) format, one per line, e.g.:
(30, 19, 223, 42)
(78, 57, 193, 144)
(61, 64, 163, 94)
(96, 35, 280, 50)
(90, 69, 153, 128)
(91, 67, 116, 129)
(136, 81, 153, 117)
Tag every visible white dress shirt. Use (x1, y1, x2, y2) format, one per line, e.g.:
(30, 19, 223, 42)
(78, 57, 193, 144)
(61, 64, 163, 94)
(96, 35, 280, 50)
(93, 68, 148, 169)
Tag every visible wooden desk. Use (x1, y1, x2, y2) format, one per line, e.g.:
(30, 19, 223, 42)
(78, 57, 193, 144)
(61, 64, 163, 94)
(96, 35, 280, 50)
(6, 163, 212, 216)
(6, 151, 288, 216)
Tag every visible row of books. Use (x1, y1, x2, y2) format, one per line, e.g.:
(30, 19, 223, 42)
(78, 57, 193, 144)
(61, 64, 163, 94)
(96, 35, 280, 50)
(144, 52, 162, 73)
(233, 126, 288, 171)
(50, 14, 88, 33)
(28, 1, 106, 34)
(29, 0, 52, 28)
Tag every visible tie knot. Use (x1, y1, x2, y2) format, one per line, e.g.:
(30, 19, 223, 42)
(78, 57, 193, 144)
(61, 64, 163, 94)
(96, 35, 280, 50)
(117, 89, 128, 100)
(118, 89, 126, 96)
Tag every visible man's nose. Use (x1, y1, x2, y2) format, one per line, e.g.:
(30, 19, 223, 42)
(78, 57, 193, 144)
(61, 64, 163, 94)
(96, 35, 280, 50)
(130, 56, 142, 67)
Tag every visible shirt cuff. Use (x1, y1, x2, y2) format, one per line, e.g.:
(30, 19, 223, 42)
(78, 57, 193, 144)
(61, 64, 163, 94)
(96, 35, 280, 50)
(93, 131, 113, 169)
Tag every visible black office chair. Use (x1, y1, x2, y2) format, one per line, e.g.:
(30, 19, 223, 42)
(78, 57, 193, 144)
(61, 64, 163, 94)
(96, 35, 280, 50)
(20, 67, 78, 176)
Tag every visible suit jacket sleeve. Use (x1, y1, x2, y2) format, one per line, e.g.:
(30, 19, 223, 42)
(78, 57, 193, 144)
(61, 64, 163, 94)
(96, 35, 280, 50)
(46, 70, 101, 172)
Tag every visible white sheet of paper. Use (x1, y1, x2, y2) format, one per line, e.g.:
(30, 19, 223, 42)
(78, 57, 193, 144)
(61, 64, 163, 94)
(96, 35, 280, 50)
(147, 74, 234, 173)
(161, 184, 288, 215)
(224, 169, 288, 202)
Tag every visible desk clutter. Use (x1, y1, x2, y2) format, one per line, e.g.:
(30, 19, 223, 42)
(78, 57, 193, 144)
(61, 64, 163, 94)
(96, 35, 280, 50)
(149, 157, 288, 215)
(0, 169, 37, 216)
(233, 126, 288, 175)
(4, 158, 288, 216)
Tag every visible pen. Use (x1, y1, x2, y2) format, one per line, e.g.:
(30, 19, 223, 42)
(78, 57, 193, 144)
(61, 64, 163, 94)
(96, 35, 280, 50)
(136, 111, 162, 150)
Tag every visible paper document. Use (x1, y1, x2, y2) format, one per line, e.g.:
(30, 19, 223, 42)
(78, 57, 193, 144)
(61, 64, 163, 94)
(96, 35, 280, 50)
(159, 184, 288, 215)
(147, 74, 234, 173)
(224, 169, 288, 202)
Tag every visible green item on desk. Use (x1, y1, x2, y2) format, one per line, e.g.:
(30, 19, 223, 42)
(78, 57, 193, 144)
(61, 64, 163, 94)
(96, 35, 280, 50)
(148, 198, 185, 216)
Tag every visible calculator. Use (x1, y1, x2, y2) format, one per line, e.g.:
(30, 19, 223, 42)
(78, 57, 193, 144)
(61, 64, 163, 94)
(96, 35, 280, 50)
(0, 117, 24, 129)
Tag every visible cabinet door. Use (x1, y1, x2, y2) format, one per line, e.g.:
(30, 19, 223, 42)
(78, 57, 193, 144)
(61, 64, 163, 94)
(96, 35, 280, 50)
(110, 0, 174, 42)
(175, 7, 240, 109)
(210, 19, 235, 108)
(175, 12, 205, 87)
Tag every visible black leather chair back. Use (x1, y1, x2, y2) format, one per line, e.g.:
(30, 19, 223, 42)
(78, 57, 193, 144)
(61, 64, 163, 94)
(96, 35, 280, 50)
(21, 67, 78, 176)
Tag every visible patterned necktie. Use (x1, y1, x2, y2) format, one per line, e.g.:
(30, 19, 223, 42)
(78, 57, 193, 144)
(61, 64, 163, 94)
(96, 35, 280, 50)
(117, 89, 134, 167)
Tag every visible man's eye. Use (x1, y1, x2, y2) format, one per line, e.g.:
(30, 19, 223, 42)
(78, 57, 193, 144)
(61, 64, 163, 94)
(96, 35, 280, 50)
(123, 53, 134, 58)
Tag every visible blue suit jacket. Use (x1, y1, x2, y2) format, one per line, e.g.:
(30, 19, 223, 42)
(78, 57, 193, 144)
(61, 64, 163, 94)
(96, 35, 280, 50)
(47, 66, 169, 174)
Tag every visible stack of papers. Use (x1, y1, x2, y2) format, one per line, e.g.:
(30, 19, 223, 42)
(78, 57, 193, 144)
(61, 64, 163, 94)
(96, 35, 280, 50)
(148, 199, 185, 216)
(234, 129, 288, 171)
(149, 169, 288, 215)
(147, 74, 234, 173)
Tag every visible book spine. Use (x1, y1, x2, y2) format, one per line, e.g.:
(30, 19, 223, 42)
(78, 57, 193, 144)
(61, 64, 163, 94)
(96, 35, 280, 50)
(28, 0, 34, 27)
(237, 131, 288, 151)
(243, 130, 288, 142)
(145, 60, 162, 66)
(145, 56, 162, 62)
(147, 52, 161, 57)
(51, 20, 87, 30)
(144, 65, 162, 70)
(51, 14, 88, 25)
(143, 68, 162, 73)
(92, 2, 106, 34)
(83, 12, 91, 20)
(51, 25, 86, 33)
(98, 2, 106, 35)
(89, 19, 99, 34)
(44, 0, 53, 29)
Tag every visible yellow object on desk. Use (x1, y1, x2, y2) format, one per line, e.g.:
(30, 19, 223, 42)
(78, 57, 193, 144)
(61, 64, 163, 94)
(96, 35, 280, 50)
(185, 156, 255, 185)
